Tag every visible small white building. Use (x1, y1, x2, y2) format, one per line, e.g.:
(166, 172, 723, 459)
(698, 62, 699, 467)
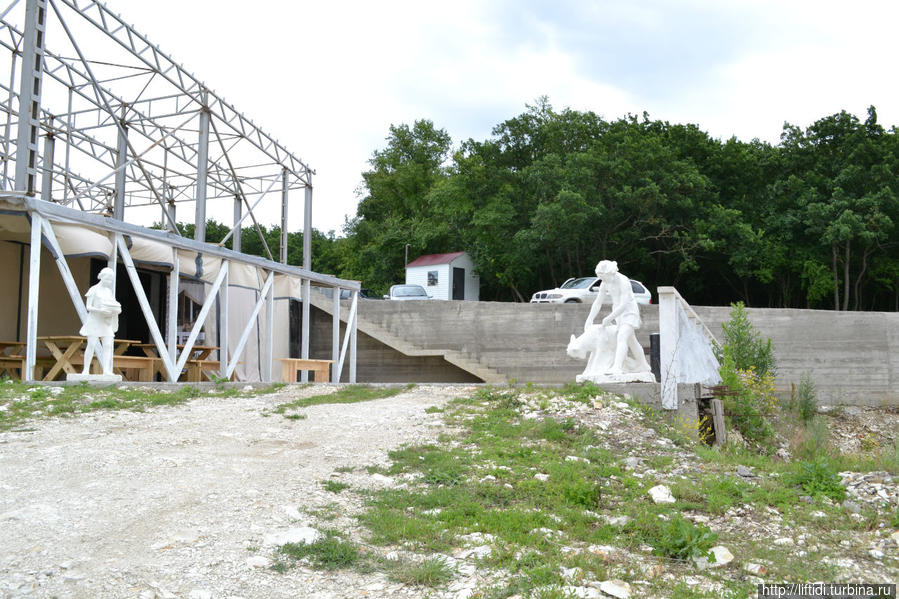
(405, 252, 480, 301)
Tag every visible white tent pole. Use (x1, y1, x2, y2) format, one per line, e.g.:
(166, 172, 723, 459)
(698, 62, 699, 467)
(335, 295, 357, 383)
(331, 287, 339, 381)
(172, 262, 227, 375)
(301, 278, 310, 382)
(25, 212, 42, 382)
(115, 234, 177, 380)
(264, 277, 273, 382)
(225, 272, 273, 379)
(349, 291, 357, 383)
(166, 247, 179, 364)
(219, 268, 229, 379)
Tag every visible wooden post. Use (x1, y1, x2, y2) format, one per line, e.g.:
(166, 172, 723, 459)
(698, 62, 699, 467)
(711, 399, 727, 446)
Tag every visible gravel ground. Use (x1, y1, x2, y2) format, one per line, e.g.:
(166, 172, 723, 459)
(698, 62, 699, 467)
(0, 384, 477, 599)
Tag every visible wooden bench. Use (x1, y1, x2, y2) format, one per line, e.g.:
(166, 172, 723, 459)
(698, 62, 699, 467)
(279, 358, 334, 383)
(186, 359, 223, 382)
(111, 355, 159, 382)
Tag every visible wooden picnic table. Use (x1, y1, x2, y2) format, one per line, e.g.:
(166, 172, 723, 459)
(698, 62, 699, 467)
(37, 336, 141, 381)
(134, 343, 220, 382)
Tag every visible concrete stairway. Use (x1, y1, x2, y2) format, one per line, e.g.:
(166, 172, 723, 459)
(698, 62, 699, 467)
(307, 291, 505, 383)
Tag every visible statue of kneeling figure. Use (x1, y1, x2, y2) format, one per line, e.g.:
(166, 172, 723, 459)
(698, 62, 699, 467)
(568, 260, 654, 384)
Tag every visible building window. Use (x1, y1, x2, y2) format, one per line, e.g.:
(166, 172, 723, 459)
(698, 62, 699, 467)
(427, 271, 438, 286)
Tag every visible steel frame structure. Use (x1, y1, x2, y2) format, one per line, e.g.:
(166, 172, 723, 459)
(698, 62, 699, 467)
(1, 0, 357, 383)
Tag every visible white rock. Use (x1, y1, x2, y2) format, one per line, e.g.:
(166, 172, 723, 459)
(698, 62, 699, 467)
(648, 484, 675, 504)
(891, 530, 899, 544)
(599, 579, 632, 598)
(869, 549, 885, 559)
(604, 515, 629, 527)
(480, 475, 497, 483)
(710, 545, 734, 566)
(188, 591, 212, 599)
(564, 586, 601, 599)
(743, 562, 767, 576)
(588, 544, 617, 559)
(370, 473, 393, 485)
(282, 505, 302, 520)
(454, 588, 475, 599)
(565, 455, 590, 464)
(810, 510, 827, 518)
(263, 526, 321, 547)
(246, 556, 271, 569)
(773, 537, 794, 546)
(534, 473, 550, 482)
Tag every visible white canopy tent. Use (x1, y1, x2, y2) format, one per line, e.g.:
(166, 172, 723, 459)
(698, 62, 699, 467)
(0, 193, 359, 383)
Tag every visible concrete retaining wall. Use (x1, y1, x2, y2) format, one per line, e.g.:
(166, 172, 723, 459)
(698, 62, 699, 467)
(346, 300, 898, 406)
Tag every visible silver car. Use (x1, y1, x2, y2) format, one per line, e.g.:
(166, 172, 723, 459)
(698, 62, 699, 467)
(384, 284, 432, 301)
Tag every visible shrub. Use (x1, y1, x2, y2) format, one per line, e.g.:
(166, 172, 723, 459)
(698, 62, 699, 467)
(718, 349, 775, 450)
(716, 302, 776, 376)
(789, 457, 846, 502)
(653, 514, 718, 561)
(796, 372, 818, 422)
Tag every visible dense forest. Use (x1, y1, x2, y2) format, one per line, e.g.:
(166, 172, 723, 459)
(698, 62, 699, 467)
(199, 100, 899, 310)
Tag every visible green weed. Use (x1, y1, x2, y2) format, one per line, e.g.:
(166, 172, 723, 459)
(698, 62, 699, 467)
(385, 556, 453, 587)
(276, 531, 358, 570)
(321, 480, 351, 493)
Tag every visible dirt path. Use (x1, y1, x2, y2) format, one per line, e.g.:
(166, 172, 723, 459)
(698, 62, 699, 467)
(0, 384, 476, 599)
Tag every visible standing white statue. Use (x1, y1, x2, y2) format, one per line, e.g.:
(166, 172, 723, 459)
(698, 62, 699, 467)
(567, 260, 654, 383)
(68, 267, 122, 381)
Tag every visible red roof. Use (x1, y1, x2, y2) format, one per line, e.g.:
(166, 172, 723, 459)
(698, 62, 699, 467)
(406, 251, 466, 268)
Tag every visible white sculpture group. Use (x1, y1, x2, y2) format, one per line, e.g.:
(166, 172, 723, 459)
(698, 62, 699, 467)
(567, 260, 654, 383)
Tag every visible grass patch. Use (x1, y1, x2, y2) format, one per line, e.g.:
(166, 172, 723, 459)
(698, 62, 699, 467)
(385, 556, 453, 587)
(321, 480, 351, 494)
(275, 530, 359, 570)
(0, 381, 270, 431)
(271, 383, 415, 415)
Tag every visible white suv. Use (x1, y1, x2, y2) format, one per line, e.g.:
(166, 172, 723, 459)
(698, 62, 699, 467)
(530, 277, 652, 304)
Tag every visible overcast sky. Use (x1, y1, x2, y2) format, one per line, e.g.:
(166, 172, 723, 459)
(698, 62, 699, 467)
(108, 0, 899, 235)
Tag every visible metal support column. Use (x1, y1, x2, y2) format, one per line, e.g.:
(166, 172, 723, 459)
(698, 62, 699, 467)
(349, 291, 357, 383)
(166, 247, 179, 365)
(265, 274, 273, 382)
(194, 105, 209, 242)
(25, 212, 42, 381)
(303, 184, 312, 270)
(280, 168, 288, 264)
(219, 268, 229, 379)
(331, 287, 340, 382)
(232, 195, 241, 253)
(113, 107, 128, 220)
(14, 0, 47, 195)
(300, 183, 312, 382)
(301, 278, 310, 382)
(40, 131, 54, 201)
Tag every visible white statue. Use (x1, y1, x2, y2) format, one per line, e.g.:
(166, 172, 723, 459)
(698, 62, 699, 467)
(569, 260, 654, 383)
(69, 267, 122, 381)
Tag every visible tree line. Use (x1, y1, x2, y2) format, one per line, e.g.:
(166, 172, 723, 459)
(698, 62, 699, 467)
(196, 99, 899, 310)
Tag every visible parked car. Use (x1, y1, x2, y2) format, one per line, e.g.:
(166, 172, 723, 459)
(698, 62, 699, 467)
(530, 277, 652, 304)
(384, 284, 432, 301)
